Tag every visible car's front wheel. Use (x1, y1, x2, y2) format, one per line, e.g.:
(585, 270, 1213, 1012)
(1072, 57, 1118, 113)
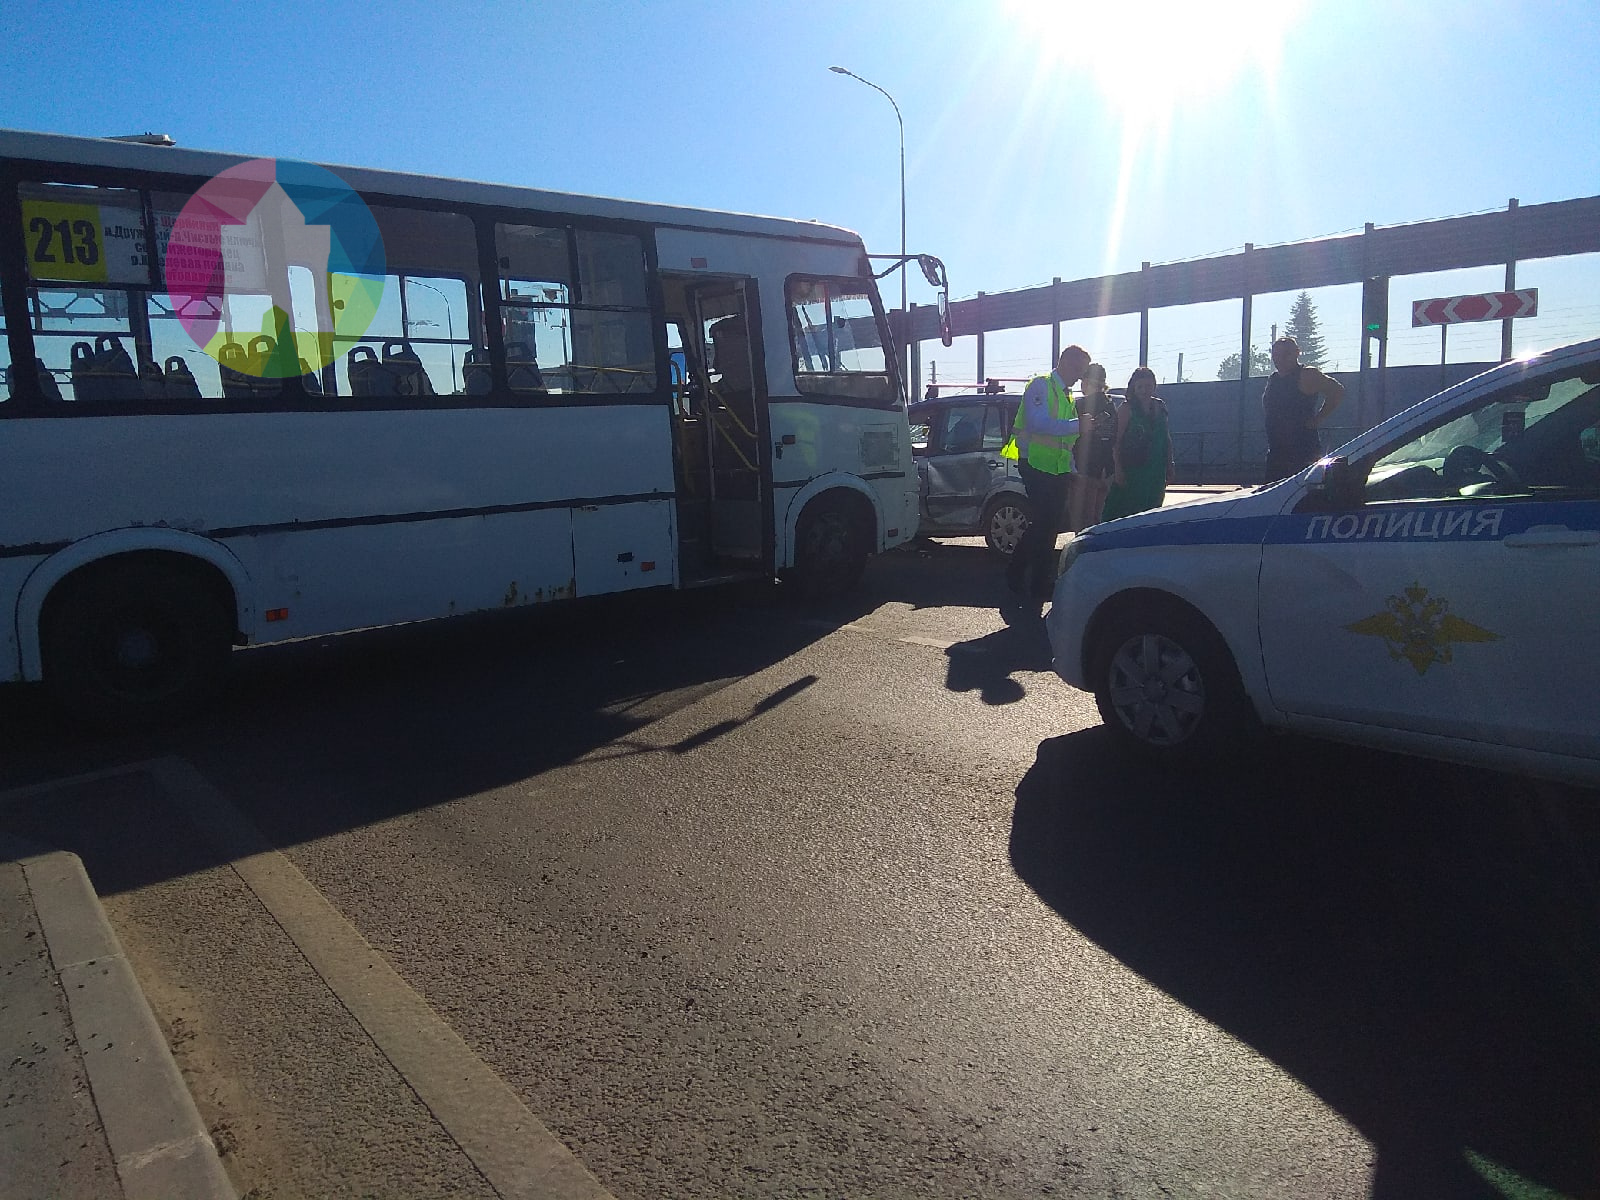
(1092, 603, 1255, 760)
(983, 494, 1031, 558)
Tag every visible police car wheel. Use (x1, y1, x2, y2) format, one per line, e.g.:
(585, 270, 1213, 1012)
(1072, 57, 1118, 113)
(983, 496, 1031, 558)
(1094, 607, 1250, 758)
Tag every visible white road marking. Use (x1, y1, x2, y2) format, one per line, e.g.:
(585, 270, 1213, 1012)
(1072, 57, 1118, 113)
(5, 757, 616, 1200)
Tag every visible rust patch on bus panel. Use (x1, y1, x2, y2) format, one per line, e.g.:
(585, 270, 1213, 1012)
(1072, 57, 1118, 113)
(504, 580, 576, 607)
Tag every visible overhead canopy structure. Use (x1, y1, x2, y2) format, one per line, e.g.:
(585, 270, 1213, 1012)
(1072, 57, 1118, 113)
(899, 195, 1600, 343)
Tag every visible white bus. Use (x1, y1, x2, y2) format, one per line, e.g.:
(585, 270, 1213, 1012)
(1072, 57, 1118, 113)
(0, 129, 941, 723)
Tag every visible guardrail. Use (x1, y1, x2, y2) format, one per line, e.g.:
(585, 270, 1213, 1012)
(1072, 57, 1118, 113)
(1167, 428, 1362, 486)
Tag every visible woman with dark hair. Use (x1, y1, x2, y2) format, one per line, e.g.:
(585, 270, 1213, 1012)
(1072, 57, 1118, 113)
(1101, 366, 1174, 521)
(1069, 361, 1117, 531)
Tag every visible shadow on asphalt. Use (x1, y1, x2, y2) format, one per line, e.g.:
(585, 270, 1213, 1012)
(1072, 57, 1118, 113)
(869, 539, 1013, 612)
(1009, 729, 1600, 1200)
(0, 536, 1017, 897)
(0, 525, 1049, 895)
(0, 581, 873, 894)
(942, 621, 1054, 705)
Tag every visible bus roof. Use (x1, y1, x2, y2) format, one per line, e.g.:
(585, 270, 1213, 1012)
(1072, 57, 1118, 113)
(0, 128, 865, 248)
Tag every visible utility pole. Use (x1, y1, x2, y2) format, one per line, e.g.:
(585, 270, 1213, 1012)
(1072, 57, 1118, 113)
(830, 66, 907, 395)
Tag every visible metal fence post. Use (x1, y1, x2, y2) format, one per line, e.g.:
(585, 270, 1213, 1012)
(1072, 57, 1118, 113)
(975, 291, 985, 384)
(1502, 198, 1519, 362)
(1050, 277, 1061, 364)
(1139, 261, 1150, 368)
(1238, 244, 1253, 480)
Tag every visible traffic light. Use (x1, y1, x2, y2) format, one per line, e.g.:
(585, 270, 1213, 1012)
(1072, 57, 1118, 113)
(1362, 278, 1388, 339)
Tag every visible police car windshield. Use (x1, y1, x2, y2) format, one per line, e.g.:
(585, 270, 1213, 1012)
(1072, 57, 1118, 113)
(1380, 383, 1564, 469)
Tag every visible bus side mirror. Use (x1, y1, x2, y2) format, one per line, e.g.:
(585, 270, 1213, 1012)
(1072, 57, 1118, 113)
(917, 255, 953, 348)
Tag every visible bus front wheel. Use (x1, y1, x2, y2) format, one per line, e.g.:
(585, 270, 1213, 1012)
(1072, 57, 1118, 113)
(789, 495, 870, 601)
(42, 560, 234, 728)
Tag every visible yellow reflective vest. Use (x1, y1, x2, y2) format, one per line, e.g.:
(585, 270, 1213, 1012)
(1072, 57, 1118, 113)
(1000, 374, 1078, 473)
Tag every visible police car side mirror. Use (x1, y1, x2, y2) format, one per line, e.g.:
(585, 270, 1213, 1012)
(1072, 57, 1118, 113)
(1303, 456, 1360, 508)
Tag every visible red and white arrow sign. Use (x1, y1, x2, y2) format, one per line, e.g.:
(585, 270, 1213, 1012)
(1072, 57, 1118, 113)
(1412, 289, 1538, 327)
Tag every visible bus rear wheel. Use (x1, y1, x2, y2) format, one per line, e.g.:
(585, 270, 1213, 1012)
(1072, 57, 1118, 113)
(42, 561, 233, 728)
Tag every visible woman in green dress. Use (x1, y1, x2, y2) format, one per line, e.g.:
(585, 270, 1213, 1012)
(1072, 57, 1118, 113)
(1101, 366, 1174, 521)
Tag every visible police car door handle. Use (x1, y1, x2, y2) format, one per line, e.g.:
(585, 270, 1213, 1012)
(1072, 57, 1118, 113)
(1503, 525, 1600, 548)
(987, 460, 1001, 469)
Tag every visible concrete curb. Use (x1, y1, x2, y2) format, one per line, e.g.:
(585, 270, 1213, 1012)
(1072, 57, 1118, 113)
(4, 836, 236, 1200)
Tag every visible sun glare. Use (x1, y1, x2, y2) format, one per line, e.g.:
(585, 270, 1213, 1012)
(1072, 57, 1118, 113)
(1003, 0, 1301, 124)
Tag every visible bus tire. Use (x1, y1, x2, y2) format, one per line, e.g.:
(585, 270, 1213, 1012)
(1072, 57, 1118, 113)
(41, 559, 234, 728)
(1090, 600, 1255, 762)
(789, 494, 870, 601)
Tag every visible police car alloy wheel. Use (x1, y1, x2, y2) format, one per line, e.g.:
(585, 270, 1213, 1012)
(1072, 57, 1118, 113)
(984, 497, 1031, 558)
(1093, 606, 1251, 757)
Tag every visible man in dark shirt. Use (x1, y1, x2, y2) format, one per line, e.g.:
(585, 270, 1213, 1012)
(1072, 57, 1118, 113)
(1262, 336, 1344, 482)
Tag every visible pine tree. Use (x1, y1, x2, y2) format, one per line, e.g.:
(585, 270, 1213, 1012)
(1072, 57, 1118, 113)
(1283, 292, 1329, 369)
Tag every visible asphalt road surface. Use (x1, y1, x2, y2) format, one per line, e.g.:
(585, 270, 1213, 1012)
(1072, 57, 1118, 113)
(3, 537, 1597, 1199)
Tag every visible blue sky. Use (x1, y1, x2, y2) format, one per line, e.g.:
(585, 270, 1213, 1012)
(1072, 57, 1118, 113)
(2, 0, 1597, 386)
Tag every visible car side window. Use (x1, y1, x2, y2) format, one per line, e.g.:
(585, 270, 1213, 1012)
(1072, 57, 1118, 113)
(908, 411, 932, 454)
(1363, 363, 1600, 505)
(982, 404, 1008, 451)
(939, 403, 986, 454)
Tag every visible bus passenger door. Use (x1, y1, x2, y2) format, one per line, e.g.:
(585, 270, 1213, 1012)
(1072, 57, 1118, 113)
(662, 276, 767, 580)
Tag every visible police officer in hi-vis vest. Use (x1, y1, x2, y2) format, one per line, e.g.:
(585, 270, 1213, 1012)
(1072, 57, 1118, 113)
(1000, 344, 1087, 622)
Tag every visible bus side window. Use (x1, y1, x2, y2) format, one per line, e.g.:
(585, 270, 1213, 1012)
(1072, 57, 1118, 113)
(496, 223, 569, 395)
(11, 182, 280, 406)
(495, 224, 655, 396)
(331, 207, 480, 402)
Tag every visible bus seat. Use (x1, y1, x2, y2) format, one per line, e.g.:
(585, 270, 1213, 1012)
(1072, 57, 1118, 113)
(218, 337, 282, 401)
(463, 347, 493, 395)
(217, 341, 251, 398)
(505, 340, 546, 394)
(382, 340, 435, 399)
(31, 358, 64, 402)
(347, 344, 389, 397)
(163, 356, 202, 401)
(70, 336, 141, 402)
(140, 360, 167, 400)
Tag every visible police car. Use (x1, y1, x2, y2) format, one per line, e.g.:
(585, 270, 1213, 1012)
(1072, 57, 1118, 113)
(1046, 337, 1600, 787)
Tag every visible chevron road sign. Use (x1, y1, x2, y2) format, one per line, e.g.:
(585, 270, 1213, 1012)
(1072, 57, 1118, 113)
(1411, 289, 1538, 327)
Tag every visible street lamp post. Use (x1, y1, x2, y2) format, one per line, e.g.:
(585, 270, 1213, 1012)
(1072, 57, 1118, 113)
(829, 66, 907, 387)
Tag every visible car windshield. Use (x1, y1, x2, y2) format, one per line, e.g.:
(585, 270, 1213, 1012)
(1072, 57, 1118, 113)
(1364, 367, 1600, 502)
(1375, 381, 1567, 472)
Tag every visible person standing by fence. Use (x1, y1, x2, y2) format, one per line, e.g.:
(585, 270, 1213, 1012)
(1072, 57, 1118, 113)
(1262, 335, 1343, 482)
(1101, 366, 1173, 521)
(1000, 344, 1086, 622)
